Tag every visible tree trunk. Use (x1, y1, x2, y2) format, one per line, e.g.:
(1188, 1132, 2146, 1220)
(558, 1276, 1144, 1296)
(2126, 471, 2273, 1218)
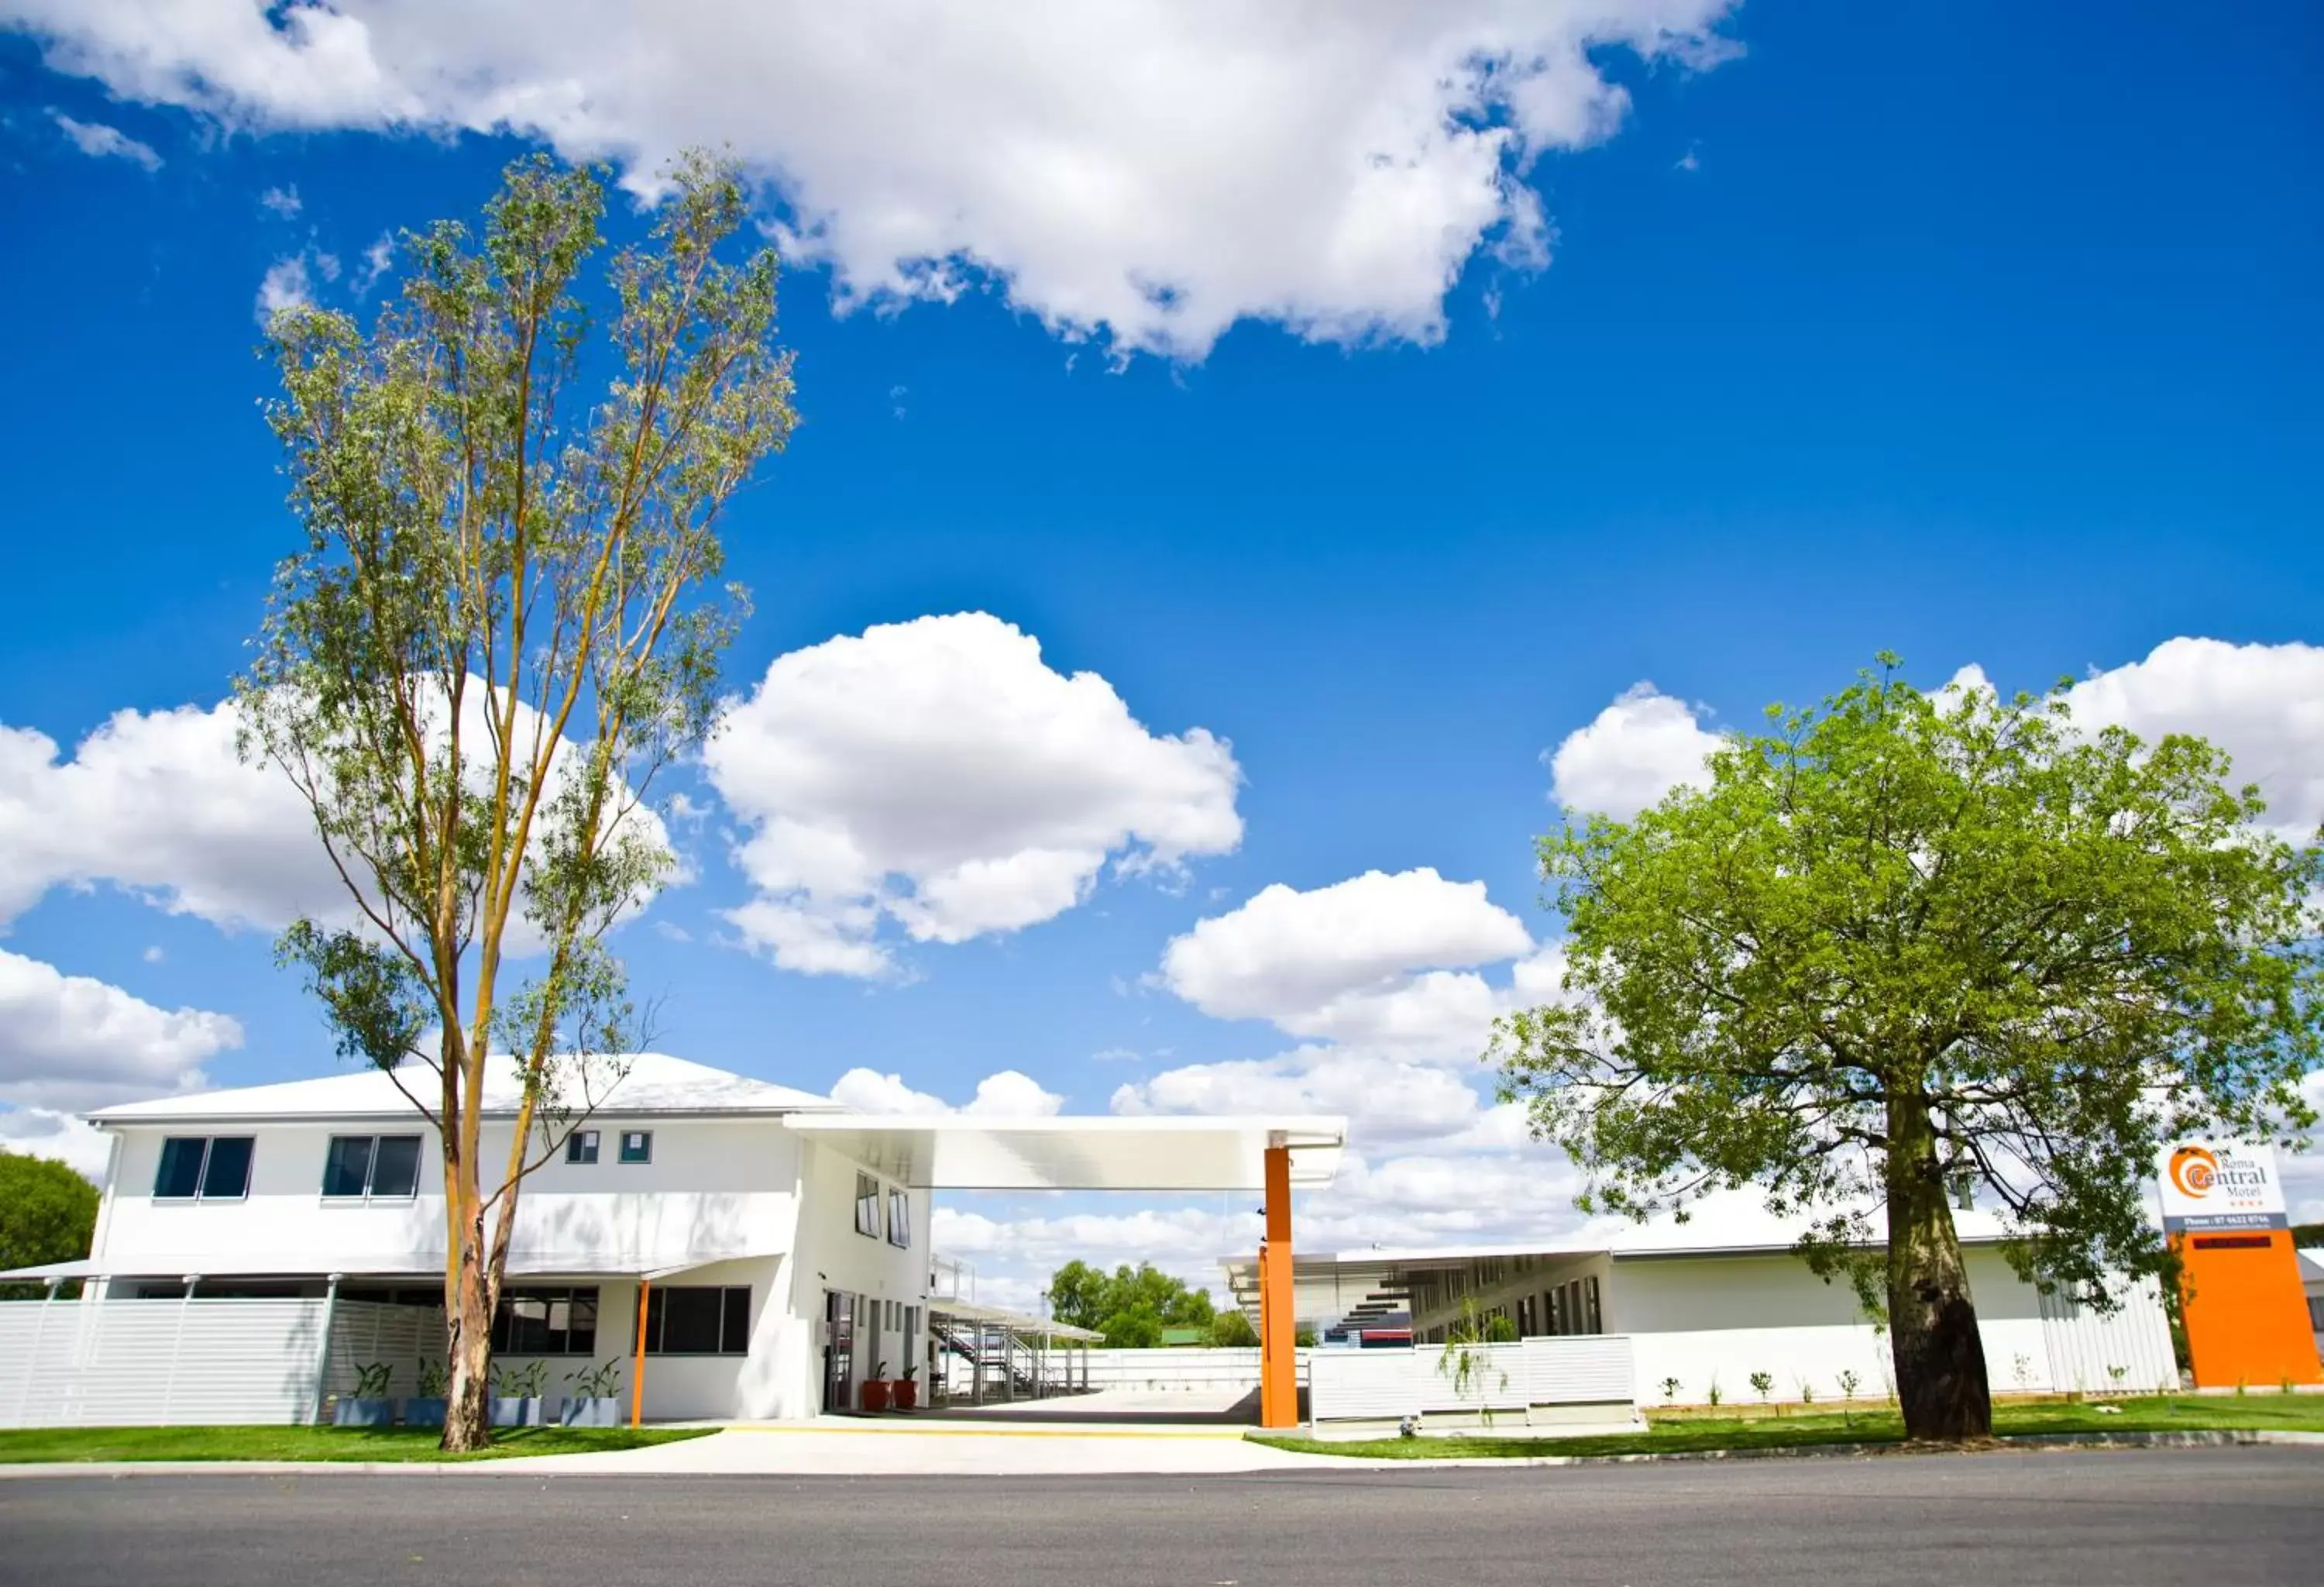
(442, 1241, 497, 1452)
(1885, 1091, 1992, 1441)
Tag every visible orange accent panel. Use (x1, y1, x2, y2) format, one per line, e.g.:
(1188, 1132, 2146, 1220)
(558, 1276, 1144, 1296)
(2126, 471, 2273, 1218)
(2174, 1231, 2322, 1389)
(1260, 1144, 1297, 1429)
(631, 1279, 651, 1428)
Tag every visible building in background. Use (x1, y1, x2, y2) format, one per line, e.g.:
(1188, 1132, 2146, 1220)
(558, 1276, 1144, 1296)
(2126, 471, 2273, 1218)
(1227, 1194, 2180, 1407)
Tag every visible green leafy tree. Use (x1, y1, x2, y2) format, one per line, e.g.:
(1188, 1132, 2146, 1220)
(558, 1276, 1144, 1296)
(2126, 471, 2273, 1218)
(1495, 659, 2321, 1441)
(0, 1151, 98, 1300)
(241, 151, 796, 1451)
(1209, 1309, 1259, 1347)
(1044, 1261, 1218, 1347)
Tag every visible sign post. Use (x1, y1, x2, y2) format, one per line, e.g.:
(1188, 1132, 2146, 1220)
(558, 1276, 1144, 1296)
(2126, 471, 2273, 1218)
(2157, 1141, 2321, 1389)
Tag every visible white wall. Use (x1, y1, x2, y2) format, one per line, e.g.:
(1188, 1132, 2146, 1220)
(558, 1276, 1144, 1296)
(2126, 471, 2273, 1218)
(96, 1116, 806, 1281)
(1609, 1247, 2164, 1407)
(775, 1137, 930, 1418)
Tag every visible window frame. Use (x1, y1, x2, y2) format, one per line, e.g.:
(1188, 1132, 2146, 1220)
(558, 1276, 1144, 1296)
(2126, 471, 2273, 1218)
(319, 1133, 424, 1202)
(617, 1129, 653, 1165)
(854, 1172, 882, 1239)
(489, 1285, 602, 1358)
(886, 1188, 912, 1250)
(152, 1135, 255, 1203)
(566, 1129, 600, 1165)
(641, 1284, 752, 1356)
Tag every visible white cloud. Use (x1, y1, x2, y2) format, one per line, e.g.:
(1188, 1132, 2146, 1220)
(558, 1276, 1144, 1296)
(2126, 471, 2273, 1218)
(0, 1107, 113, 1183)
(6, 1, 1741, 358)
(49, 109, 160, 170)
(0, 689, 672, 954)
(0, 701, 337, 933)
(255, 253, 314, 322)
(830, 1065, 1064, 1117)
(1545, 681, 1720, 818)
(1112, 1045, 1487, 1144)
(258, 182, 301, 217)
(353, 232, 393, 294)
(2064, 638, 2324, 847)
(1157, 868, 1530, 1057)
(706, 612, 1242, 977)
(0, 948, 240, 1110)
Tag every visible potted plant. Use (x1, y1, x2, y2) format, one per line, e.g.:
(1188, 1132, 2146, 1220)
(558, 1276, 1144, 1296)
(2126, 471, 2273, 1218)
(404, 1358, 449, 1428)
(890, 1363, 920, 1412)
(333, 1361, 397, 1427)
(562, 1358, 627, 1427)
(860, 1362, 892, 1413)
(490, 1360, 547, 1427)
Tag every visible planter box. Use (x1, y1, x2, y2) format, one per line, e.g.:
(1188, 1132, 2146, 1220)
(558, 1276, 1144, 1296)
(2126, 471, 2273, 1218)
(890, 1379, 920, 1411)
(489, 1396, 543, 1427)
(333, 1397, 397, 1427)
(859, 1379, 892, 1413)
(560, 1396, 625, 1427)
(403, 1397, 448, 1428)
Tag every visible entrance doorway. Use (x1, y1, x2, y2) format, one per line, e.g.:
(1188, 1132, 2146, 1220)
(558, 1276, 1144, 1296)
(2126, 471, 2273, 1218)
(822, 1291, 855, 1411)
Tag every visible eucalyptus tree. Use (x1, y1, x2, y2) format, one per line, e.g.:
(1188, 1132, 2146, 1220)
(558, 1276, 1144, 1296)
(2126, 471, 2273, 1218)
(1494, 659, 2320, 1440)
(241, 152, 795, 1451)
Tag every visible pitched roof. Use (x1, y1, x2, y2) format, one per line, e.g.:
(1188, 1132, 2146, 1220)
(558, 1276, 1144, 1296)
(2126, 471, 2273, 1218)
(85, 1052, 841, 1124)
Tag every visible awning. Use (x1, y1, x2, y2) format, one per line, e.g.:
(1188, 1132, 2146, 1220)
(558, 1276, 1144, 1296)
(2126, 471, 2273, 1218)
(0, 1250, 782, 1284)
(927, 1297, 1103, 1344)
(785, 1114, 1346, 1191)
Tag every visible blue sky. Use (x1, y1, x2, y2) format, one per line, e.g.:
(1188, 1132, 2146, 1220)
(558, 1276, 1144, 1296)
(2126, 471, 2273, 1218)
(2, 2, 2319, 1305)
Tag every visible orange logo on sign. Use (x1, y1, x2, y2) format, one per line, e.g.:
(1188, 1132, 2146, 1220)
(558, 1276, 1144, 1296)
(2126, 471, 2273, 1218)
(2170, 1145, 2219, 1200)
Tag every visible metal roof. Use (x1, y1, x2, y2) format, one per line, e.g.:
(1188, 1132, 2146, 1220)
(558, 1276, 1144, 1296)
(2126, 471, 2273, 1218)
(784, 1113, 1345, 1191)
(84, 1052, 842, 1125)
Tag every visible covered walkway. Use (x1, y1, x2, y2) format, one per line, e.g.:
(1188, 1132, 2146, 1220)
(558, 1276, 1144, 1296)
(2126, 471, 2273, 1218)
(787, 1113, 1345, 1429)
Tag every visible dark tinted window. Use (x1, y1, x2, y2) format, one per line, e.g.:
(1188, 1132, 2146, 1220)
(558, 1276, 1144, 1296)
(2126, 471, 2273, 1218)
(201, 1137, 253, 1199)
(154, 1138, 206, 1198)
(490, 1286, 599, 1355)
(566, 1131, 599, 1165)
(370, 1136, 421, 1197)
(618, 1130, 651, 1164)
(645, 1286, 749, 1355)
(854, 1172, 881, 1238)
(321, 1137, 374, 1198)
(887, 1189, 911, 1248)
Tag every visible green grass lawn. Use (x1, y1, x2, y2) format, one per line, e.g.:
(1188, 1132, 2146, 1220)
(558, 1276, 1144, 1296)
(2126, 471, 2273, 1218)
(0, 1423, 717, 1465)
(1255, 1393, 2324, 1461)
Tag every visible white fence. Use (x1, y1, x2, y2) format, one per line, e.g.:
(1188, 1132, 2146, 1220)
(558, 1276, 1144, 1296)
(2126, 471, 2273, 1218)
(0, 1297, 445, 1429)
(1078, 1348, 1261, 1392)
(1308, 1336, 1638, 1427)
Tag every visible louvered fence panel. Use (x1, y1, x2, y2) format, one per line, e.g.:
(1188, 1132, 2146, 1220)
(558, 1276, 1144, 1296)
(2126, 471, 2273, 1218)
(1523, 1334, 1636, 1406)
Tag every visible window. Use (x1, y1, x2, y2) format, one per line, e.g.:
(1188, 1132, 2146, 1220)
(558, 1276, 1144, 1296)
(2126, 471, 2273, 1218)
(566, 1130, 600, 1165)
(887, 1189, 912, 1249)
(854, 1172, 882, 1239)
(321, 1134, 422, 1199)
(642, 1286, 751, 1355)
(618, 1130, 652, 1165)
(153, 1136, 253, 1200)
(490, 1286, 600, 1355)
(1584, 1275, 1603, 1334)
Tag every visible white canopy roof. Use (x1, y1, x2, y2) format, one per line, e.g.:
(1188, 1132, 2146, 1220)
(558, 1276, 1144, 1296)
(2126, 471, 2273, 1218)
(786, 1114, 1346, 1191)
(86, 1052, 841, 1125)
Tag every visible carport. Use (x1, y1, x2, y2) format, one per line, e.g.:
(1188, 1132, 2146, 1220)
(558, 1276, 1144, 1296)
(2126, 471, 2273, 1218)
(784, 1113, 1346, 1429)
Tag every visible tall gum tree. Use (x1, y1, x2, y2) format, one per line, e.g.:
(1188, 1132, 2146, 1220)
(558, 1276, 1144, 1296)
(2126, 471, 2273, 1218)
(240, 153, 796, 1451)
(1493, 659, 2321, 1440)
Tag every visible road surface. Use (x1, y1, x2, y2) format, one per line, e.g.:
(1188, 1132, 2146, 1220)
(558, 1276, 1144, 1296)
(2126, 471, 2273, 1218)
(2, 1445, 2316, 1585)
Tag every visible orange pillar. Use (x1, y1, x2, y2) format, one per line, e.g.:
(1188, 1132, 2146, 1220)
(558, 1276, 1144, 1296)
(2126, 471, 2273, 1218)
(630, 1279, 651, 1428)
(1259, 1140, 1297, 1429)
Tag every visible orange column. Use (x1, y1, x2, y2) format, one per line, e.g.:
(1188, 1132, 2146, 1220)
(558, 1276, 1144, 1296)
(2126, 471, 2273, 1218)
(631, 1279, 651, 1428)
(1259, 1140, 1297, 1429)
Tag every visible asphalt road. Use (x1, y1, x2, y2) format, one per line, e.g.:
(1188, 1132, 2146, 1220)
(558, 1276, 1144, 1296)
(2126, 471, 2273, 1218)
(2, 1447, 2318, 1586)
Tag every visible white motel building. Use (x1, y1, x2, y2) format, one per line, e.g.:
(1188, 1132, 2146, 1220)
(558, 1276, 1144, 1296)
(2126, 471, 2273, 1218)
(0, 1050, 2190, 1430)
